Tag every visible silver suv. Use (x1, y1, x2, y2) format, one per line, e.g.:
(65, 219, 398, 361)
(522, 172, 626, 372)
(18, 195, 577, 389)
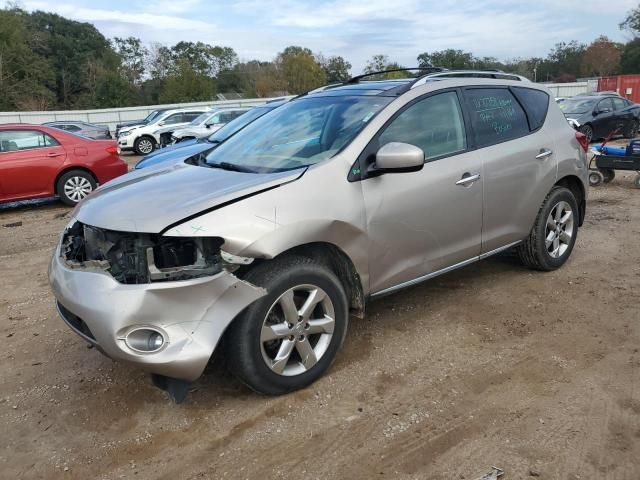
(49, 70, 589, 401)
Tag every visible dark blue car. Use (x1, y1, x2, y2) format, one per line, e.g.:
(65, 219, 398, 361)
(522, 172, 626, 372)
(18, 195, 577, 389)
(135, 100, 287, 170)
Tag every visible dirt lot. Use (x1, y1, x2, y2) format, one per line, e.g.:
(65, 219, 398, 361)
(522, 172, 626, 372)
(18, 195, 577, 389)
(1, 154, 639, 479)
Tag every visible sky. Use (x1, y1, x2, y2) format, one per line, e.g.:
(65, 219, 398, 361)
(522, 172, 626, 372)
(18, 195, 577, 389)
(5, 0, 638, 73)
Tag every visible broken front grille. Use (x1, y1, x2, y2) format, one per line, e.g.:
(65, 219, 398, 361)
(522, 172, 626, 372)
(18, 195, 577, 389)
(61, 221, 223, 284)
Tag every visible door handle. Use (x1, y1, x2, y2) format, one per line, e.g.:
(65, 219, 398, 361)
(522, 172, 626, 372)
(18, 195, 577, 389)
(535, 149, 553, 160)
(47, 152, 63, 157)
(455, 173, 481, 186)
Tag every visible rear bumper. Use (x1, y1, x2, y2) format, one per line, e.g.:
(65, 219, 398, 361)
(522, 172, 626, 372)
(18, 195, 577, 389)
(48, 246, 266, 380)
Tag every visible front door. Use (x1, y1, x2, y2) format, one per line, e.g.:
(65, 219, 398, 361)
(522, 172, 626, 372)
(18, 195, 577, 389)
(0, 129, 66, 200)
(359, 90, 484, 295)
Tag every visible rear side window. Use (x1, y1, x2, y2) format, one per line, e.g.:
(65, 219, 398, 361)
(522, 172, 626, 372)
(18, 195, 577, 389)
(464, 88, 529, 147)
(612, 97, 626, 111)
(511, 87, 549, 131)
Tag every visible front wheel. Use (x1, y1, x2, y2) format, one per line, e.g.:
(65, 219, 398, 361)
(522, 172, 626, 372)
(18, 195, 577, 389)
(134, 136, 156, 155)
(226, 256, 348, 395)
(517, 186, 579, 271)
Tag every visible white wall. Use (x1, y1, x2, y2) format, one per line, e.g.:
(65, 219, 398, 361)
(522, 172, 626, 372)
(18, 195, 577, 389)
(0, 97, 291, 134)
(543, 82, 589, 98)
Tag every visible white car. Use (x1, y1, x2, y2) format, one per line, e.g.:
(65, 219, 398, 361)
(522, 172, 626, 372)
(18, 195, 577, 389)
(168, 108, 249, 144)
(118, 108, 209, 155)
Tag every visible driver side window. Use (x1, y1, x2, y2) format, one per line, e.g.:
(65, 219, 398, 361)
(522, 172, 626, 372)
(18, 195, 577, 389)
(378, 92, 466, 160)
(597, 98, 613, 113)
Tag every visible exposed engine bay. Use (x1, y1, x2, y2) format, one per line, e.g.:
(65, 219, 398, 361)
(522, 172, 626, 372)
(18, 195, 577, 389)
(61, 221, 224, 284)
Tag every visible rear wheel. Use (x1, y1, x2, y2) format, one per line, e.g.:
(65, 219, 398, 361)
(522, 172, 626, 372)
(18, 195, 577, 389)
(624, 119, 639, 139)
(226, 256, 348, 395)
(589, 170, 604, 187)
(56, 170, 96, 206)
(600, 168, 615, 183)
(579, 124, 593, 143)
(517, 186, 579, 271)
(134, 136, 155, 155)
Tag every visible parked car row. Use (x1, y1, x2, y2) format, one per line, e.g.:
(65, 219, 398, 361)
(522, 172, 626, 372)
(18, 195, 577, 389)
(45, 69, 590, 402)
(117, 106, 249, 155)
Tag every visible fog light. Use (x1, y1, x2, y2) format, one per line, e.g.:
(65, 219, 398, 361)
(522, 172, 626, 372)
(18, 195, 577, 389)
(125, 328, 166, 353)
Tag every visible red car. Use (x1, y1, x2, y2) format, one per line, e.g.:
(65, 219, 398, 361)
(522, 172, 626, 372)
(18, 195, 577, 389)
(0, 124, 128, 206)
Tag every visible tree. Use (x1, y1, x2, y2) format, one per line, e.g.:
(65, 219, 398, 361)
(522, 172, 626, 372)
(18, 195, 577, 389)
(112, 36, 148, 85)
(546, 41, 586, 81)
(621, 4, 640, 36)
(582, 36, 621, 77)
(363, 54, 405, 78)
(417, 49, 475, 69)
(317, 54, 352, 83)
(275, 46, 326, 94)
(26, 10, 113, 107)
(0, 7, 55, 110)
(620, 38, 640, 73)
(159, 59, 216, 103)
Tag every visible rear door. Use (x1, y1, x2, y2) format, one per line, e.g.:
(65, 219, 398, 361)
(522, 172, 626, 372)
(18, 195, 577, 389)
(462, 86, 557, 254)
(0, 129, 66, 200)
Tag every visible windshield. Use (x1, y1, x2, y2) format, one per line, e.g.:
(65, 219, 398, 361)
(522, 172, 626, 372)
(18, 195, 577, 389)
(207, 107, 273, 143)
(143, 110, 160, 123)
(205, 96, 391, 173)
(559, 98, 597, 115)
(190, 112, 212, 126)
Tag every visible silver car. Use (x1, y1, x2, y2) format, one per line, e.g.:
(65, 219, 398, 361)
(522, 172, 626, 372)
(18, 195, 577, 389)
(169, 107, 249, 143)
(44, 121, 112, 139)
(49, 71, 589, 401)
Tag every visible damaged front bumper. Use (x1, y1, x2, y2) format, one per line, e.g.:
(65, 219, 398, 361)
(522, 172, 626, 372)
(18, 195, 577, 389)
(48, 222, 266, 381)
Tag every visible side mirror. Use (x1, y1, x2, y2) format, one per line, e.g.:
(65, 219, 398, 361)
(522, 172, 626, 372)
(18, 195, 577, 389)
(373, 142, 424, 173)
(158, 121, 166, 126)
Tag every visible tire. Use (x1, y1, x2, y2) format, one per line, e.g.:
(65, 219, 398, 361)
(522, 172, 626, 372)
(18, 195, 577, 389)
(517, 186, 579, 271)
(56, 169, 97, 206)
(600, 168, 615, 183)
(623, 119, 639, 139)
(579, 124, 593, 143)
(589, 171, 604, 187)
(226, 255, 349, 395)
(134, 135, 156, 155)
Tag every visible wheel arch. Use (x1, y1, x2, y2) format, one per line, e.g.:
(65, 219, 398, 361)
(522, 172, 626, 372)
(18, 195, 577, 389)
(241, 241, 365, 319)
(555, 175, 586, 226)
(54, 166, 98, 194)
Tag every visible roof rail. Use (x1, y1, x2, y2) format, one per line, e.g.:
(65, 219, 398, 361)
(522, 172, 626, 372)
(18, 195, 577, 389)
(410, 70, 529, 89)
(346, 67, 448, 84)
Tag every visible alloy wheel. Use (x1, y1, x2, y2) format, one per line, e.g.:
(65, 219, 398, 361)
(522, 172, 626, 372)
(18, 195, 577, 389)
(260, 285, 335, 377)
(138, 138, 153, 154)
(63, 176, 93, 202)
(545, 201, 574, 258)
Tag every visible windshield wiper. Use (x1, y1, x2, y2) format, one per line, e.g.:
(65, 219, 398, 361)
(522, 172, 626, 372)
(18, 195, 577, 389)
(206, 161, 256, 173)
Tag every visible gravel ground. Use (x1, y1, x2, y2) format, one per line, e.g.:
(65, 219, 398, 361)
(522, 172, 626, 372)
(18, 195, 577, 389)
(1, 152, 639, 479)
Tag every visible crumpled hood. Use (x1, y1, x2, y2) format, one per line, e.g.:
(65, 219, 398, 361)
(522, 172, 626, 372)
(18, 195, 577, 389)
(74, 162, 304, 233)
(134, 141, 210, 169)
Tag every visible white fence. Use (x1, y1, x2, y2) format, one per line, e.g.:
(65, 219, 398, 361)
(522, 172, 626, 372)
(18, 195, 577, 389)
(543, 81, 592, 98)
(0, 97, 289, 134)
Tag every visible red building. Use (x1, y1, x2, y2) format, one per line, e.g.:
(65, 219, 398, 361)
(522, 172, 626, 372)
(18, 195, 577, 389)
(598, 75, 640, 103)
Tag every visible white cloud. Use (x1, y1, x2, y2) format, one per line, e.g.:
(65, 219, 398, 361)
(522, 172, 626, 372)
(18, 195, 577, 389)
(4, 0, 635, 73)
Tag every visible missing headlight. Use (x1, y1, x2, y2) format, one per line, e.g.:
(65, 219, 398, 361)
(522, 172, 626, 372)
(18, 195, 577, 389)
(61, 221, 223, 284)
